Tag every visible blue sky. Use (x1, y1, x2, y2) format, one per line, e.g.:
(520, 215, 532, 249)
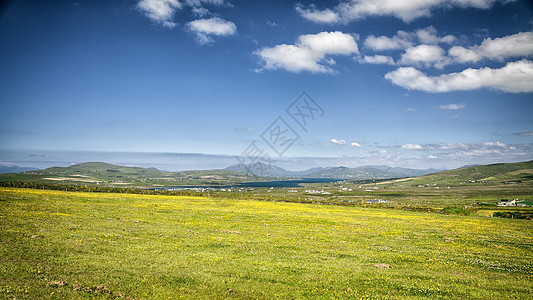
(1, 0, 532, 170)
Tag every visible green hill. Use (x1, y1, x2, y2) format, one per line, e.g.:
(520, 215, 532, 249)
(398, 160, 533, 186)
(0, 162, 268, 188)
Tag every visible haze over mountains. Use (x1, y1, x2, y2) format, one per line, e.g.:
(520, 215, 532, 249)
(0, 161, 442, 180)
(225, 163, 443, 179)
(0, 165, 39, 174)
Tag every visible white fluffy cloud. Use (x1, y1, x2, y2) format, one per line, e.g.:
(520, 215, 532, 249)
(191, 7, 210, 17)
(187, 17, 237, 44)
(350, 142, 362, 147)
(415, 26, 456, 44)
(401, 144, 423, 150)
(364, 27, 456, 52)
(295, 4, 340, 23)
(331, 139, 347, 145)
(399, 44, 448, 68)
(484, 141, 506, 147)
(385, 59, 533, 93)
(449, 31, 533, 63)
(439, 103, 466, 110)
(137, 0, 229, 29)
(137, 0, 182, 28)
(360, 55, 395, 65)
(364, 31, 413, 51)
(296, 0, 514, 23)
(256, 31, 359, 73)
(363, 30, 533, 92)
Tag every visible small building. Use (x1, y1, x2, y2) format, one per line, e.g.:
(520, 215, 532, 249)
(367, 199, 388, 204)
(498, 199, 517, 207)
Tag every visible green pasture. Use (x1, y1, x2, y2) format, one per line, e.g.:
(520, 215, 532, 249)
(1, 187, 532, 299)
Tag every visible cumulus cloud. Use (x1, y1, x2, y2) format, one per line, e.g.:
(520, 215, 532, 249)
(449, 31, 533, 63)
(295, 4, 340, 23)
(137, 0, 229, 28)
(256, 31, 359, 73)
(191, 7, 210, 17)
(350, 142, 362, 147)
(364, 31, 413, 51)
(137, 0, 182, 28)
(282, 142, 533, 169)
(401, 144, 423, 150)
(484, 141, 506, 147)
(416, 26, 456, 45)
(392, 141, 520, 152)
(425, 142, 531, 162)
(385, 59, 533, 93)
(359, 55, 395, 65)
(187, 17, 237, 44)
(399, 44, 449, 68)
(364, 27, 456, 52)
(296, 0, 514, 23)
(439, 103, 466, 110)
(331, 139, 347, 145)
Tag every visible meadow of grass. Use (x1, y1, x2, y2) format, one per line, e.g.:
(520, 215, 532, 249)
(1, 187, 532, 299)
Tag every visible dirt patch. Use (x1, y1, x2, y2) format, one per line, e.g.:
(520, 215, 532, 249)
(96, 284, 111, 295)
(374, 263, 392, 269)
(508, 169, 533, 175)
(47, 281, 68, 287)
(377, 177, 414, 185)
(43, 177, 100, 183)
(221, 230, 242, 234)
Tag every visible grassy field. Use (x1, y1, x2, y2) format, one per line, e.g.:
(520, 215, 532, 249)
(1, 187, 532, 299)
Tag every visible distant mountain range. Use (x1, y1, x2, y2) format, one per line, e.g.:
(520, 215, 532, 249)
(1, 160, 531, 187)
(225, 163, 443, 179)
(0, 165, 39, 174)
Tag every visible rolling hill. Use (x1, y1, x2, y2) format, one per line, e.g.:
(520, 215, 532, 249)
(0, 162, 269, 187)
(394, 160, 533, 186)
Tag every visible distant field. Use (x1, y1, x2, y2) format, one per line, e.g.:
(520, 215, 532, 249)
(1, 187, 532, 299)
(243, 178, 533, 213)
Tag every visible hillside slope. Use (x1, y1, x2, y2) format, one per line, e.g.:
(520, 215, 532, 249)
(0, 162, 269, 187)
(397, 160, 533, 186)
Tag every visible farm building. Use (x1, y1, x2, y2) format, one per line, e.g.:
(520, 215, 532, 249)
(498, 199, 517, 206)
(367, 199, 388, 204)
